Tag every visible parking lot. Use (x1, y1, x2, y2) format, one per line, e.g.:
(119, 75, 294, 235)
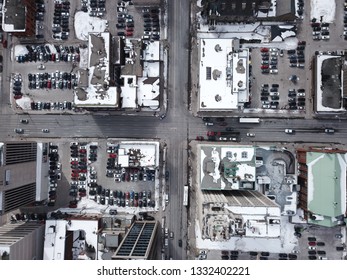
(46, 140, 158, 212)
(9, 0, 162, 113)
(250, 46, 307, 114)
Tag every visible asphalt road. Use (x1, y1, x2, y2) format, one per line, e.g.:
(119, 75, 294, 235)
(1, 0, 347, 261)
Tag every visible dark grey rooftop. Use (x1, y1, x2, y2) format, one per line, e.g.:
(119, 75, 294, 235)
(3, 0, 26, 31)
(321, 57, 343, 109)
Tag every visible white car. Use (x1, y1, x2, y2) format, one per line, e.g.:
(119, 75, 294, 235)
(270, 69, 278, 74)
(297, 92, 305, 96)
(308, 246, 316, 250)
(42, 129, 50, 133)
(285, 129, 294, 134)
(270, 92, 279, 96)
(246, 133, 255, 137)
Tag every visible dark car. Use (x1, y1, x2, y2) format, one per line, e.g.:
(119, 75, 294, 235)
(178, 239, 182, 247)
(165, 171, 169, 181)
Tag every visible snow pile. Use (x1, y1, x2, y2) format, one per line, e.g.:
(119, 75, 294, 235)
(310, 0, 336, 23)
(14, 45, 28, 57)
(79, 47, 89, 69)
(74, 11, 108, 41)
(15, 96, 32, 110)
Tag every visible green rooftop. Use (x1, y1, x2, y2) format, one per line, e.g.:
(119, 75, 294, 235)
(307, 152, 347, 227)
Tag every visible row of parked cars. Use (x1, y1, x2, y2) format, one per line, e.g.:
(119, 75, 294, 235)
(142, 8, 160, 41)
(287, 88, 306, 110)
(52, 0, 71, 40)
(343, 1, 347, 40)
(288, 41, 305, 67)
(260, 83, 279, 109)
(85, 0, 106, 17)
(28, 71, 78, 90)
(12, 73, 23, 100)
(117, 7, 135, 37)
(31, 101, 73, 110)
(311, 20, 330, 41)
(260, 48, 278, 74)
(69, 142, 95, 207)
(89, 187, 155, 208)
(48, 144, 61, 207)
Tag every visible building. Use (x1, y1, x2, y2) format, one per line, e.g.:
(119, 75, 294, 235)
(75, 32, 119, 108)
(314, 52, 345, 113)
(297, 148, 347, 227)
(0, 142, 37, 224)
(200, 190, 281, 240)
(0, 221, 45, 260)
(112, 221, 158, 260)
(198, 38, 250, 112)
(194, 143, 302, 242)
(43, 211, 136, 260)
(199, 144, 256, 190)
(200, 0, 296, 24)
(75, 33, 161, 111)
(1, 0, 36, 37)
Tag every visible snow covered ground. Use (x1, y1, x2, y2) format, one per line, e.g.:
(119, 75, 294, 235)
(74, 11, 108, 41)
(310, 0, 336, 23)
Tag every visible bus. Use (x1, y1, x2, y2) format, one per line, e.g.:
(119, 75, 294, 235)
(183, 185, 189, 206)
(239, 117, 260, 123)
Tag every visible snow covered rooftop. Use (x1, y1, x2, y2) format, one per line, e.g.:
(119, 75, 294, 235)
(199, 144, 256, 190)
(117, 141, 160, 168)
(74, 32, 119, 108)
(201, 190, 281, 240)
(198, 38, 249, 111)
(118, 39, 160, 110)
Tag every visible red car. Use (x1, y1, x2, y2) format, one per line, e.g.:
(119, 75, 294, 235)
(47, 80, 52, 89)
(261, 65, 269, 69)
(13, 94, 22, 99)
(260, 47, 269, 52)
(126, 32, 133, 36)
(196, 136, 204, 140)
(126, 27, 134, 32)
(79, 149, 86, 153)
(69, 200, 78, 208)
(79, 169, 87, 173)
(308, 241, 316, 246)
(109, 153, 117, 158)
(70, 160, 78, 165)
(71, 173, 79, 178)
(126, 192, 130, 200)
(207, 131, 216, 136)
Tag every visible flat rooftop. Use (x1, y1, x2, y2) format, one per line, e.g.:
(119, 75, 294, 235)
(1, 0, 26, 32)
(316, 54, 345, 113)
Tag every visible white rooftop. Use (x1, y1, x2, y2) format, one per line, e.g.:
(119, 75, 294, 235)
(198, 38, 249, 111)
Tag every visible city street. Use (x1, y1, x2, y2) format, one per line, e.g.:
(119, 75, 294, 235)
(1, 0, 347, 261)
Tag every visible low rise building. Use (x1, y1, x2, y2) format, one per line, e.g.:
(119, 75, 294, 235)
(198, 38, 250, 112)
(297, 148, 347, 227)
